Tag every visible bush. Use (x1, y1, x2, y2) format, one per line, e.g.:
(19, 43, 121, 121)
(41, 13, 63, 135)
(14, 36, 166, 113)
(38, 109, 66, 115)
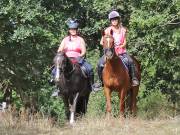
(38, 85, 66, 125)
(137, 89, 173, 119)
(87, 91, 121, 117)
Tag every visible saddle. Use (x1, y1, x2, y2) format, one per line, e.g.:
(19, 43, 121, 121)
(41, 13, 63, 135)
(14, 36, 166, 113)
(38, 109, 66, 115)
(70, 58, 88, 78)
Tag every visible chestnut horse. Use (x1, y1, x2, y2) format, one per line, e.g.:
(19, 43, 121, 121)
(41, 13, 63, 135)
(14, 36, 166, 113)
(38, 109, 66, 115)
(102, 31, 141, 117)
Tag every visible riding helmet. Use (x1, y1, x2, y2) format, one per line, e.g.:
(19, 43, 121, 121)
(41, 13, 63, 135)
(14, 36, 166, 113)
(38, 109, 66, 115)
(108, 11, 120, 20)
(67, 19, 79, 29)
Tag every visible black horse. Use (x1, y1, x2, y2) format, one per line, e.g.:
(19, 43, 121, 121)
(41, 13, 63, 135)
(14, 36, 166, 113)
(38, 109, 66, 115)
(53, 52, 91, 124)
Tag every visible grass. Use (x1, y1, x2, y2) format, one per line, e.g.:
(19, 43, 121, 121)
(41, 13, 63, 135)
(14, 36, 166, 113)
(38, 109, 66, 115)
(0, 90, 179, 135)
(0, 110, 179, 135)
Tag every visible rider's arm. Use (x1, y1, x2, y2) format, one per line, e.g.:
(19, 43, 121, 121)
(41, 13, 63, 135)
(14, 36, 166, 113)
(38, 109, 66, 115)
(120, 28, 127, 48)
(80, 38, 86, 57)
(57, 38, 65, 52)
(100, 37, 103, 45)
(120, 38, 126, 48)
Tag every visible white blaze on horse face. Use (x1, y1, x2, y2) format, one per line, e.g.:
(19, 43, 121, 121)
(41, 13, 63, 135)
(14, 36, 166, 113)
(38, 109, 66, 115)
(55, 57, 60, 81)
(107, 37, 110, 48)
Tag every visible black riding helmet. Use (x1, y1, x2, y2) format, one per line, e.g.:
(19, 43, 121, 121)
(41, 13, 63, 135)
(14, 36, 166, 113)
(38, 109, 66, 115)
(67, 19, 79, 29)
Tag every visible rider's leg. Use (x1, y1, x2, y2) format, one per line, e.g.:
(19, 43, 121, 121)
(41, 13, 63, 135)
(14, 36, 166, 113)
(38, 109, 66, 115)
(96, 55, 105, 86)
(97, 65, 103, 85)
(119, 53, 129, 69)
(125, 53, 139, 86)
(82, 60, 101, 91)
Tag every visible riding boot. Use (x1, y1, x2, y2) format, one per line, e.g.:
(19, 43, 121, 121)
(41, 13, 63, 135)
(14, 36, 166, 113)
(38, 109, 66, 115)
(130, 64, 139, 86)
(89, 74, 101, 92)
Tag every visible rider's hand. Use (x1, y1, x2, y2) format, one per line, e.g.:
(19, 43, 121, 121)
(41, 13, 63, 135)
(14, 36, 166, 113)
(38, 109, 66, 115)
(119, 44, 126, 48)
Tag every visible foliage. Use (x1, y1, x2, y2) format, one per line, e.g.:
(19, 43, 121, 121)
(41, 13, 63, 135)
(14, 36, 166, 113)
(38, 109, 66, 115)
(138, 89, 173, 119)
(88, 91, 122, 117)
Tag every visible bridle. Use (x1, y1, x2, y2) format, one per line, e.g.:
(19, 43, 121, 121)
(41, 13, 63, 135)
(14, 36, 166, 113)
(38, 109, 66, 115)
(103, 35, 115, 59)
(54, 53, 76, 82)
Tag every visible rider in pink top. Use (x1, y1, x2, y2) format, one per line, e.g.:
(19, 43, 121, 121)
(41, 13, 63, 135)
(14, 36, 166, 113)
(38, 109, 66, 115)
(51, 19, 99, 96)
(105, 26, 127, 55)
(96, 10, 139, 87)
(63, 36, 82, 58)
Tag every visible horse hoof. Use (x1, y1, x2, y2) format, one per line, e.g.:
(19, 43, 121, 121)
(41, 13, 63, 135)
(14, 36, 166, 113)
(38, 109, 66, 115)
(105, 112, 112, 120)
(69, 120, 75, 126)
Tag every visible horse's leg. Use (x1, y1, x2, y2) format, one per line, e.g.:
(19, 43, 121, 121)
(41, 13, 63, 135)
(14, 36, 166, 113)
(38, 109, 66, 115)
(83, 92, 90, 114)
(76, 97, 85, 116)
(104, 87, 112, 116)
(119, 88, 127, 117)
(76, 97, 82, 115)
(69, 92, 79, 125)
(78, 96, 88, 115)
(126, 89, 132, 116)
(62, 95, 70, 120)
(131, 86, 139, 117)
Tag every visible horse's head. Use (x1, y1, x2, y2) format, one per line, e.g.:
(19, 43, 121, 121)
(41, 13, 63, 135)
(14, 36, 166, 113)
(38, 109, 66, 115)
(53, 52, 69, 82)
(102, 30, 115, 59)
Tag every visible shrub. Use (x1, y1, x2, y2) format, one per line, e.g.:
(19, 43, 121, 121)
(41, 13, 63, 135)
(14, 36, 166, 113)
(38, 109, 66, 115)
(137, 89, 173, 119)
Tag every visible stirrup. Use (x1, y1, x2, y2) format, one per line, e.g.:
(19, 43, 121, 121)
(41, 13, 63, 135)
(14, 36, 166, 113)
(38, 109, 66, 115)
(92, 82, 102, 92)
(132, 78, 139, 86)
(49, 78, 55, 86)
(51, 89, 60, 97)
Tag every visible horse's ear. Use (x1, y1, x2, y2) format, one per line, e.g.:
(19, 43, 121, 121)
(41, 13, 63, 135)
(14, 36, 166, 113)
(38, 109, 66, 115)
(57, 51, 64, 54)
(57, 51, 65, 56)
(110, 29, 113, 35)
(101, 29, 105, 36)
(57, 51, 61, 55)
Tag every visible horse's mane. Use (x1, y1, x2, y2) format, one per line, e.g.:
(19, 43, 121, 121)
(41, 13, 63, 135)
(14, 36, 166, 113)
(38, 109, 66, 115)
(53, 52, 66, 63)
(54, 52, 81, 76)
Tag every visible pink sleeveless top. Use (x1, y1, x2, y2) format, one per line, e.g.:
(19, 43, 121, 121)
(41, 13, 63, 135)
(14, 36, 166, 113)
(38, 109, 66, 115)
(63, 36, 82, 58)
(106, 26, 127, 55)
